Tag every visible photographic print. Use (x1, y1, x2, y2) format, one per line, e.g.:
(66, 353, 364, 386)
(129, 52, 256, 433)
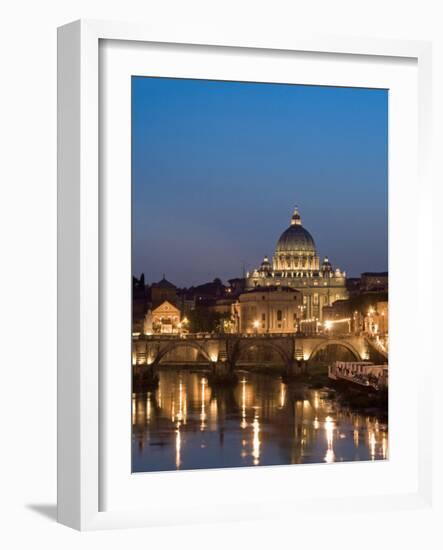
(131, 77, 388, 473)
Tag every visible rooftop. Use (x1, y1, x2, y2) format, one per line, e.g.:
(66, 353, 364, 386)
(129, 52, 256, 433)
(151, 276, 176, 289)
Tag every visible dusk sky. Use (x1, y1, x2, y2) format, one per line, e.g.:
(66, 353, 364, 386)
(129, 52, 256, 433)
(132, 77, 388, 287)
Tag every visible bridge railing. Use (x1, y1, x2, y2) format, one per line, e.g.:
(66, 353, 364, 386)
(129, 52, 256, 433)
(135, 332, 298, 341)
(134, 331, 361, 341)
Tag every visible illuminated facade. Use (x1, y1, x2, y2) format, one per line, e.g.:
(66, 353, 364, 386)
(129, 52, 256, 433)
(245, 206, 348, 321)
(234, 287, 303, 334)
(148, 300, 181, 334)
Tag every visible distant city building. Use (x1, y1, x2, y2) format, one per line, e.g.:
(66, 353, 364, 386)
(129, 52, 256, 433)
(176, 289, 196, 318)
(234, 286, 303, 334)
(322, 294, 389, 338)
(345, 277, 362, 297)
(245, 206, 348, 320)
(150, 300, 181, 334)
(360, 272, 388, 292)
(322, 299, 353, 335)
(365, 301, 388, 336)
(188, 278, 226, 305)
(151, 276, 177, 308)
(207, 298, 235, 316)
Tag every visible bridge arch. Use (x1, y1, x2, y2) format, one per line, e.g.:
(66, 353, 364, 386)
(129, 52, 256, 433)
(307, 339, 362, 362)
(154, 340, 213, 365)
(230, 339, 292, 368)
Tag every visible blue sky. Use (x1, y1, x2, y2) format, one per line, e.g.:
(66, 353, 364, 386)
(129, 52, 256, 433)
(132, 77, 388, 286)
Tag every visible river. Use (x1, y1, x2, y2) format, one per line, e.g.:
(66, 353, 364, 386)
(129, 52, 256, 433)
(132, 368, 388, 472)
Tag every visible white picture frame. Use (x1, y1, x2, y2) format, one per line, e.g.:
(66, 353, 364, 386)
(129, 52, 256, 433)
(57, 19, 433, 531)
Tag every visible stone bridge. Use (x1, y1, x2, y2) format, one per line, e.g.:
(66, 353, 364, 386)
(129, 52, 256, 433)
(132, 333, 369, 377)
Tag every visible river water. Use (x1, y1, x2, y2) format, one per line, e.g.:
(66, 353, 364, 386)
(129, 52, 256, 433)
(132, 368, 388, 472)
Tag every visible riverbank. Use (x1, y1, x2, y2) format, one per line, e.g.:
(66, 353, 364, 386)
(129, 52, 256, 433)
(297, 364, 388, 418)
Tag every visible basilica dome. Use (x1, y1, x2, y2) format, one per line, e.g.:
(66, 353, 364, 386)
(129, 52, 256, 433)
(275, 224, 316, 253)
(275, 207, 317, 254)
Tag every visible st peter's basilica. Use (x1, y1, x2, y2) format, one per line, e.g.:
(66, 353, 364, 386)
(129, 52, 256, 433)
(244, 206, 348, 322)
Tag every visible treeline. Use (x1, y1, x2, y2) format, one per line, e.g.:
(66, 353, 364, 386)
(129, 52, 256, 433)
(187, 309, 231, 333)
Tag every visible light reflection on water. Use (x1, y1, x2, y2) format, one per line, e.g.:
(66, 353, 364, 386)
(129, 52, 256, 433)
(132, 369, 388, 473)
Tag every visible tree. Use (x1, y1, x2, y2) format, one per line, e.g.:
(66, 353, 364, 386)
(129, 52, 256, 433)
(188, 308, 230, 334)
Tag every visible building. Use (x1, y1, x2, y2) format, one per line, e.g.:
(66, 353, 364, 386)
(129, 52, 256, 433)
(188, 278, 226, 305)
(148, 300, 182, 334)
(245, 206, 348, 320)
(234, 286, 303, 334)
(360, 272, 388, 292)
(207, 298, 235, 316)
(346, 277, 362, 297)
(322, 299, 354, 335)
(176, 288, 196, 318)
(365, 301, 388, 336)
(150, 276, 177, 308)
(321, 291, 389, 337)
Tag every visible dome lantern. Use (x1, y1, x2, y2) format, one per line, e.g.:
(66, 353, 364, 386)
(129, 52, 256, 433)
(290, 206, 302, 226)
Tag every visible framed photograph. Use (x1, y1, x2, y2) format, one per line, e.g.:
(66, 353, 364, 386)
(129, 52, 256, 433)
(57, 20, 433, 530)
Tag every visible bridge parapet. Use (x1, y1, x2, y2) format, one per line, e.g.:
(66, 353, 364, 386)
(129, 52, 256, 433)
(132, 332, 368, 368)
(136, 332, 299, 342)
